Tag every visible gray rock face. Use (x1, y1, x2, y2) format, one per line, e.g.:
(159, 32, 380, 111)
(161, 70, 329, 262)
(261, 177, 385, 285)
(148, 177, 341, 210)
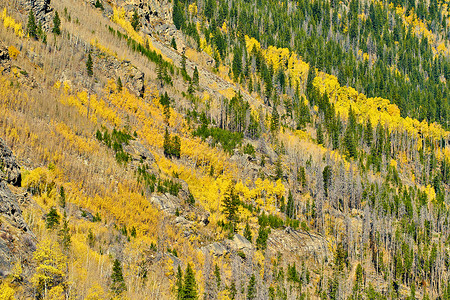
(0, 139, 34, 278)
(28, 0, 53, 28)
(0, 43, 11, 73)
(0, 139, 21, 186)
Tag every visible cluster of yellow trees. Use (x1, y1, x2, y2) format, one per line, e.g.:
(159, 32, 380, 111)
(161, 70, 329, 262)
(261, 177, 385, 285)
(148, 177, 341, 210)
(0, 8, 24, 38)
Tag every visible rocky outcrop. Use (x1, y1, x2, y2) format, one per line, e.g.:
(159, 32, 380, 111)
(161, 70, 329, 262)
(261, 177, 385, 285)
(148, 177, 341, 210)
(0, 43, 11, 73)
(0, 139, 34, 278)
(0, 139, 21, 187)
(27, 0, 53, 29)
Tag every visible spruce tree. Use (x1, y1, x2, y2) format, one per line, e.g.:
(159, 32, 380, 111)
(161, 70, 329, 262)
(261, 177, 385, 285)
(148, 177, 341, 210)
(172, 0, 184, 30)
(111, 259, 127, 294)
(247, 274, 256, 300)
(275, 155, 283, 180)
(131, 9, 140, 31)
(181, 263, 198, 299)
(316, 123, 324, 145)
(86, 53, 93, 77)
(171, 37, 177, 50)
(270, 106, 279, 132)
(27, 10, 37, 39)
(117, 77, 122, 92)
(222, 186, 239, 232)
(164, 128, 172, 157)
(286, 190, 295, 219)
(52, 11, 61, 35)
(243, 222, 252, 242)
(46, 207, 60, 229)
(323, 165, 332, 198)
(192, 66, 199, 88)
(176, 265, 183, 300)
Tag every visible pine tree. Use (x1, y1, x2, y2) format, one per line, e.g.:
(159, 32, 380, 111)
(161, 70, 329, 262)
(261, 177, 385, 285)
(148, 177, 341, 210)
(192, 66, 199, 88)
(323, 165, 332, 198)
(58, 212, 71, 250)
(86, 53, 93, 77)
(117, 77, 122, 92)
(173, 0, 184, 30)
(59, 186, 66, 208)
(52, 11, 61, 35)
(243, 222, 252, 242)
(316, 123, 324, 145)
(172, 135, 181, 159)
(46, 207, 60, 229)
(171, 37, 177, 50)
(270, 106, 279, 132)
(286, 190, 295, 219)
(164, 128, 172, 157)
(27, 10, 37, 39)
(222, 186, 240, 232)
(181, 263, 198, 299)
(111, 259, 127, 294)
(94, 0, 104, 9)
(131, 9, 140, 31)
(176, 265, 183, 300)
(247, 274, 256, 300)
(275, 155, 283, 180)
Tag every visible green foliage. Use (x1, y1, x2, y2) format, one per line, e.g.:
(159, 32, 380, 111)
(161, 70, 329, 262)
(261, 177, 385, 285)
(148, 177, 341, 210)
(86, 53, 93, 77)
(52, 11, 61, 35)
(222, 186, 240, 233)
(46, 207, 60, 229)
(117, 77, 122, 92)
(111, 259, 127, 294)
(59, 186, 66, 208)
(322, 165, 332, 198)
(163, 128, 181, 159)
(247, 274, 256, 300)
(256, 225, 270, 250)
(96, 127, 132, 164)
(131, 9, 140, 31)
(58, 213, 71, 250)
(87, 228, 95, 248)
(181, 263, 198, 299)
(286, 190, 295, 219)
(171, 37, 177, 50)
(193, 125, 243, 154)
(27, 10, 37, 39)
(94, 0, 104, 9)
(243, 222, 252, 242)
(172, 0, 184, 30)
(243, 143, 255, 157)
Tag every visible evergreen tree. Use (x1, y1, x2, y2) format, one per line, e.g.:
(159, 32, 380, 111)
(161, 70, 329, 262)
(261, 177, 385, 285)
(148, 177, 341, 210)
(181, 263, 198, 299)
(52, 11, 61, 35)
(247, 274, 256, 300)
(323, 165, 332, 198)
(111, 259, 127, 294)
(27, 10, 37, 39)
(172, 135, 181, 159)
(173, 0, 184, 30)
(232, 47, 242, 81)
(171, 37, 177, 50)
(275, 155, 283, 180)
(58, 212, 71, 250)
(222, 186, 240, 232)
(256, 226, 270, 250)
(365, 119, 373, 147)
(243, 222, 252, 242)
(316, 123, 324, 145)
(117, 76, 122, 92)
(164, 128, 171, 157)
(270, 106, 279, 132)
(94, 0, 104, 9)
(176, 265, 183, 300)
(131, 9, 140, 31)
(59, 186, 66, 208)
(46, 207, 60, 229)
(286, 190, 295, 219)
(192, 66, 199, 88)
(86, 53, 93, 77)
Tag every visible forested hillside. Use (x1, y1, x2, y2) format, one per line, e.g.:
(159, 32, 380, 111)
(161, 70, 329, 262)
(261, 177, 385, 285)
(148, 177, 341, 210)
(0, 0, 449, 299)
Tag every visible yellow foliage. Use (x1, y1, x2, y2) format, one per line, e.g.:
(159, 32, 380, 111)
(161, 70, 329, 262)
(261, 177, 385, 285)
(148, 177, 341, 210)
(1, 8, 24, 38)
(31, 239, 67, 294)
(0, 283, 15, 300)
(188, 2, 198, 15)
(86, 283, 105, 300)
(91, 38, 118, 58)
(8, 46, 20, 60)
